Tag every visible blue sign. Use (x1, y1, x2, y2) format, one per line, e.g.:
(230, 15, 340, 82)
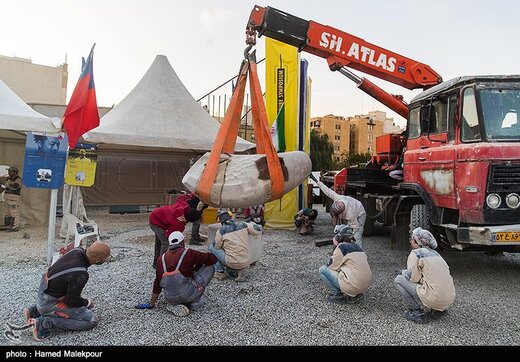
(23, 132, 68, 189)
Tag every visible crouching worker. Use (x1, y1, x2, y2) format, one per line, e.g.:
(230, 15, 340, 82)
(310, 173, 366, 247)
(209, 211, 262, 282)
(294, 208, 318, 235)
(137, 231, 217, 317)
(244, 204, 265, 227)
(394, 227, 455, 324)
(22, 241, 111, 341)
(319, 225, 371, 304)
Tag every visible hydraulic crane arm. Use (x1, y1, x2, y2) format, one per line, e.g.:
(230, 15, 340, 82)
(246, 5, 443, 118)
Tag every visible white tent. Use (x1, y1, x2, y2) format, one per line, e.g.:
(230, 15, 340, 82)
(0, 79, 61, 132)
(84, 55, 254, 152)
(0, 79, 61, 226)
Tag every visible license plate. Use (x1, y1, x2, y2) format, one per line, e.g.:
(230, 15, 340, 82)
(493, 232, 520, 242)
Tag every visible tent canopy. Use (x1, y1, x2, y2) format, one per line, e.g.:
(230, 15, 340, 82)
(84, 55, 254, 153)
(0, 79, 61, 133)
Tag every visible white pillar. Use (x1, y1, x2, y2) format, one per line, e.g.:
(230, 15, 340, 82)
(47, 188, 58, 265)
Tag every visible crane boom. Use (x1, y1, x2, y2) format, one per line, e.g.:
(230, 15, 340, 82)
(246, 5, 443, 118)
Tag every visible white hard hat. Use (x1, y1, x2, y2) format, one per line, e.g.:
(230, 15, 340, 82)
(168, 231, 185, 245)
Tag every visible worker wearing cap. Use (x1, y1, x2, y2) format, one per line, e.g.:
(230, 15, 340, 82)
(1, 166, 23, 231)
(137, 231, 217, 317)
(319, 224, 371, 304)
(309, 173, 366, 247)
(394, 227, 455, 324)
(209, 210, 262, 282)
(149, 199, 201, 269)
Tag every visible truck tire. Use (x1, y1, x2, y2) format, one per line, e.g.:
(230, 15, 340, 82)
(363, 219, 375, 236)
(363, 197, 376, 237)
(409, 204, 431, 235)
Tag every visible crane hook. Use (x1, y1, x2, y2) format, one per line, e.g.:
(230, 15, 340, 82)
(244, 44, 253, 59)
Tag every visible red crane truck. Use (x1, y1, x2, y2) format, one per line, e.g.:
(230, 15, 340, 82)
(247, 5, 520, 251)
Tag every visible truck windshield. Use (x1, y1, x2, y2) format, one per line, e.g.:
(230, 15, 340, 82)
(479, 87, 520, 141)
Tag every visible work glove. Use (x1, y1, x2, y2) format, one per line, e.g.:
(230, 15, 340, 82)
(135, 302, 154, 310)
(309, 173, 318, 183)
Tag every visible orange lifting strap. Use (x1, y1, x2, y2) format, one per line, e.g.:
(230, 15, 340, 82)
(195, 54, 285, 204)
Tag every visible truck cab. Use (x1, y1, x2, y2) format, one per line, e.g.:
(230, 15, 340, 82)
(403, 75, 520, 250)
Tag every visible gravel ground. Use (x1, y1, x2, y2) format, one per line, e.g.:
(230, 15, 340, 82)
(1, 205, 520, 346)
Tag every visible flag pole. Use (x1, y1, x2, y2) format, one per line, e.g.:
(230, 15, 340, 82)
(47, 188, 58, 265)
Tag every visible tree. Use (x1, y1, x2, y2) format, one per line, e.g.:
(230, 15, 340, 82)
(338, 151, 372, 168)
(310, 129, 335, 171)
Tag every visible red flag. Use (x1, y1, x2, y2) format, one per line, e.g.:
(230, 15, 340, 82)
(63, 44, 100, 149)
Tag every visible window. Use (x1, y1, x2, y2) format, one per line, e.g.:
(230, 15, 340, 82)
(479, 87, 520, 141)
(461, 87, 482, 142)
(421, 100, 447, 134)
(447, 94, 458, 141)
(335, 124, 341, 130)
(408, 107, 421, 139)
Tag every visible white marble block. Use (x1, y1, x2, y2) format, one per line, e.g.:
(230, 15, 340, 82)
(182, 151, 312, 208)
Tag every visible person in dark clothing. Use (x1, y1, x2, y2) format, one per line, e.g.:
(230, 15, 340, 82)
(185, 194, 208, 245)
(1, 166, 22, 231)
(22, 241, 111, 341)
(244, 204, 265, 226)
(149, 200, 201, 268)
(294, 208, 318, 235)
(137, 231, 217, 317)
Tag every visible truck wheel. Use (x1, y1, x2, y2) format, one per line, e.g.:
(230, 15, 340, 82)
(363, 220, 375, 236)
(409, 204, 431, 235)
(363, 197, 376, 237)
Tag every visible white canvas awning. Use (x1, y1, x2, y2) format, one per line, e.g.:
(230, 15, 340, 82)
(84, 55, 254, 153)
(0, 79, 61, 132)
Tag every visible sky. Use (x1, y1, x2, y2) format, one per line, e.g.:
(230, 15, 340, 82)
(1, 0, 519, 128)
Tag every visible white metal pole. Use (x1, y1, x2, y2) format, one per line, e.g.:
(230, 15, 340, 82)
(47, 188, 58, 265)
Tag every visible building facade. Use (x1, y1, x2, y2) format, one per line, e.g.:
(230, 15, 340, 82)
(311, 111, 402, 160)
(368, 110, 402, 134)
(348, 115, 385, 155)
(310, 114, 350, 162)
(0, 54, 68, 105)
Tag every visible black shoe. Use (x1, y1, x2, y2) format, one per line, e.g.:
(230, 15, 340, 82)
(327, 293, 348, 304)
(189, 239, 203, 246)
(29, 318, 52, 341)
(428, 309, 448, 320)
(403, 309, 427, 324)
(23, 306, 40, 324)
(346, 293, 365, 304)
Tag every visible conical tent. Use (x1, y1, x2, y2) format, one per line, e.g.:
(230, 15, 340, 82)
(84, 55, 254, 152)
(0, 79, 61, 132)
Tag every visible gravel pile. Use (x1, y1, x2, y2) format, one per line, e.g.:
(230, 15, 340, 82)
(1, 206, 520, 346)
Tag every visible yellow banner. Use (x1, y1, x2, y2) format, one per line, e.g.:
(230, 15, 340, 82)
(65, 145, 97, 187)
(265, 38, 300, 229)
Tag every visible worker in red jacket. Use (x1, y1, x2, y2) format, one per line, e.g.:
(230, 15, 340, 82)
(149, 201, 201, 269)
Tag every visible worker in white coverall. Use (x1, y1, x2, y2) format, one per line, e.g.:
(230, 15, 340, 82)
(310, 174, 366, 248)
